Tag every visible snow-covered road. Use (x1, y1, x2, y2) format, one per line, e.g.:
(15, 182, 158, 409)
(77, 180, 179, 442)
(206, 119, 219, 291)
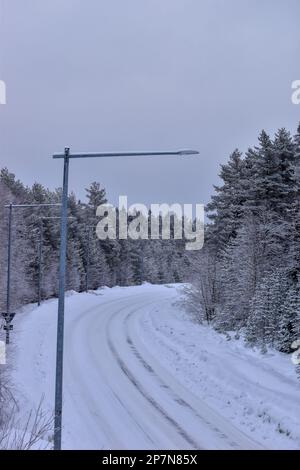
(11, 284, 300, 449)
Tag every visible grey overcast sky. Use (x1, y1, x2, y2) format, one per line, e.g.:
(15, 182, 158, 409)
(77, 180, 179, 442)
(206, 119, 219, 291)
(0, 0, 299, 206)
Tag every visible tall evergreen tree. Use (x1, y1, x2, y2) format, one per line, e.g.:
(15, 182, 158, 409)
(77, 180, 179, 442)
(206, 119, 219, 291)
(206, 149, 246, 249)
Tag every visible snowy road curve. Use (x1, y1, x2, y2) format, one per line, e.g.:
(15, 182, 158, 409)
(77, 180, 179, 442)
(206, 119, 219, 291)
(13, 285, 268, 449)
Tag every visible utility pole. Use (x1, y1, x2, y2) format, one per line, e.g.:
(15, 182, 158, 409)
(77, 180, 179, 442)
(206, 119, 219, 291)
(85, 226, 91, 293)
(84, 225, 98, 293)
(37, 218, 43, 307)
(2, 203, 61, 343)
(52, 147, 199, 449)
(54, 148, 69, 450)
(3, 203, 14, 344)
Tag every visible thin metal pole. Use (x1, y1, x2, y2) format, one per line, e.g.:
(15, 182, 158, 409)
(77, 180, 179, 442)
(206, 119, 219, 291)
(85, 227, 91, 293)
(53, 149, 199, 159)
(5, 203, 12, 344)
(54, 147, 70, 450)
(38, 219, 43, 306)
(4, 203, 61, 208)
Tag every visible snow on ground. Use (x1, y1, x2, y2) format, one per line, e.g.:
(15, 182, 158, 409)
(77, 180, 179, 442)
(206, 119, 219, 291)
(8, 284, 300, 449)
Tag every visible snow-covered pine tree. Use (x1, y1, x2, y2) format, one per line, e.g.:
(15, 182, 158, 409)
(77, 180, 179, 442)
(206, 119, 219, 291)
(216, 214, 260, 332)
(277, 283, 300, 352)
(206, 149, 246, 249)
(246, 269, 289, 349)
(82, 182, 111, 288)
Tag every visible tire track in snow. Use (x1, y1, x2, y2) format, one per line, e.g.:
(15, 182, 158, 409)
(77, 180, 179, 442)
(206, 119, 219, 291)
(65, 299, 126, 448)
(122, 309, 239, 449)
(67, 290, 262, 449)
(122, 301, 263, 449)
(85, 299, 158, 447)
(106, 324, 200, 449)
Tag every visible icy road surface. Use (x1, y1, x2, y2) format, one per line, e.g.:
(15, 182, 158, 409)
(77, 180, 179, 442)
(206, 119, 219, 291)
(12, 284, 300, 449)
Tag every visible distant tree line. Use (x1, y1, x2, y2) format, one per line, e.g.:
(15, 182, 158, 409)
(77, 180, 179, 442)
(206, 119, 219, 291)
(0, 171, 190, 314)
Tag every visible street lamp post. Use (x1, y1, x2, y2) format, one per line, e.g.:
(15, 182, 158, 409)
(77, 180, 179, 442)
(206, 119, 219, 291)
(85, 226, 91, 293)
(4, 203, 13, 345)
(2, 203, 61, 344)
(52, 147, 199, 450)
(37, 218, 43, 307)
(84, 224, 99, 293)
